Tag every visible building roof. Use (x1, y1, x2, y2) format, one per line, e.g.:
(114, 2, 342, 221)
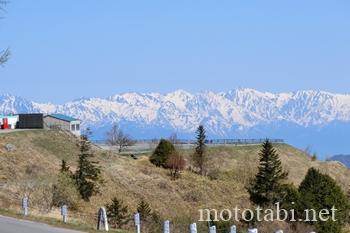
(0, 115, 18, 119)
(47, 114, 79, 122)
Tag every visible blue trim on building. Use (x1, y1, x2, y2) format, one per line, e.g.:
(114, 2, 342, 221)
(49, 114, 79, 122)
(0, 115, 18, 119)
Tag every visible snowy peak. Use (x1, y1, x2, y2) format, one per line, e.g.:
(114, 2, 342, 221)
(0, 94, 38, 114)
(1, 89, 350, 135)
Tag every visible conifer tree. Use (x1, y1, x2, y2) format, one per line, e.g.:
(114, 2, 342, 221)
(60, 160, 71, 173)
(136, 198, 162, 231)
(149, 139, 176, 168)
(52, 172, 80, 209)
(53, 159, 79, 208)
(137, 199, 152, 221)
(74, 129, 101, 201)
(192, 125, 207, 175)
(299, 168, 349, 233)
(248, 139, 288, 206)
(106, 197, 130, 229)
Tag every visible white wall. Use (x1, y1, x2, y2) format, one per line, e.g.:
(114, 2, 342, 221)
(0, 116, 18, 129)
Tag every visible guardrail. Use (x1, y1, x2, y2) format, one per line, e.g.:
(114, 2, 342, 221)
(92, 138, 284, 145)
(8, 199, 314, 233)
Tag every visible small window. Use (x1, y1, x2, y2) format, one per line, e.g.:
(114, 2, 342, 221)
(71, 124, 75, 131)
(76, 124, 80, 131)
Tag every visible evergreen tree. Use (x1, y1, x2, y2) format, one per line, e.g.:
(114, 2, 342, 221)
(151, 211, 162, 225)
(192, 125, 207, 175)
(149, 139, 176, 168)
(60, 160, 71, 174)
(280, 183, 302, 223)
(137, 199, 152, 222)
(298, 168, 349, 233)
(280, 183, 301, 210)
(53, 160, 79, 208)
(106, 197, 130, 229)
(136, 198, 162, 232)
(74, 130, 101, 201)
(210, 212, 232, 232)
(248, 139, 288, 206)
(52, 172, 80, 209)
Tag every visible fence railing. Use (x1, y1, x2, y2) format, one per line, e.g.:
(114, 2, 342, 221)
(92, 138, 284, 145)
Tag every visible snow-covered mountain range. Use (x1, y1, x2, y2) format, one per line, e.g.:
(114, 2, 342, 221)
(1, 89, 350, 157)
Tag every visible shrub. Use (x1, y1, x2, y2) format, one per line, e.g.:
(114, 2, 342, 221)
(30, 177, 54, 213)
(106, 197, 130, 229)
(137, 199, 152, 221)
(311, 153, 317, 161)
(149, 139, 176, 168)
(280, 184, 301, 221)
(166, 152, 186, 179)
(210, 212, 232, 232)
(60, 160, 71, 174)
(136, 199, 163, 233)
(52, 172, 80, 210)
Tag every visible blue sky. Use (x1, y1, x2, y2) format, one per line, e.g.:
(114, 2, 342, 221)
(0, 0, 350, 103)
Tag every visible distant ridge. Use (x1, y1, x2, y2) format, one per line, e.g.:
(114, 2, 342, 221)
(1, 89, 350, 157)
(329, 155, 350, 168)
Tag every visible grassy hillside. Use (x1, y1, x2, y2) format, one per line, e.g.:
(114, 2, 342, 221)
(1, 130, 350, 232)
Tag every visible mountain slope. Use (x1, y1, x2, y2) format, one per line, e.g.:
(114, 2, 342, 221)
(0, 94, 38, 114)
(1, 89, 350, 157)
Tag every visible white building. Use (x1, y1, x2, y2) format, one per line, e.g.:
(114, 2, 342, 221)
(0, 115, 19, 129)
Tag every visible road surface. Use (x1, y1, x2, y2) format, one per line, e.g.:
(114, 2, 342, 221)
(0, 215, 85, 233)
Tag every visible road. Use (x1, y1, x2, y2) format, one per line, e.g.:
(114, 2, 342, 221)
(0, 215, 85, 233)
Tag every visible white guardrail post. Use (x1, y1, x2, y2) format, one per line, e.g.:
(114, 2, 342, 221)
(209, 225, 216, 233)
(247, 228, 258, 233)
(230, 225, 237, 233)
(21, 196, 29, 216)
(134, 213, 141, 233)
(189, 223, 197, 233)
(97, 207, 109, 231)
(163, 220, 170, 233)
(61, 205, 68, 223)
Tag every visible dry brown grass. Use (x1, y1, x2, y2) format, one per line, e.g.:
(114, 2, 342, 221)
(1, 130, 350, 231)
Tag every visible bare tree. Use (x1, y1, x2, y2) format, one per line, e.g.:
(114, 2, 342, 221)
(166, 151, 186, 180)
(0, 48, 10, 66)
(304, 145, 312, 156)
(106, 124, 135, 153)
(168, 133, 180, 144)
(0, 1, 10, 66)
